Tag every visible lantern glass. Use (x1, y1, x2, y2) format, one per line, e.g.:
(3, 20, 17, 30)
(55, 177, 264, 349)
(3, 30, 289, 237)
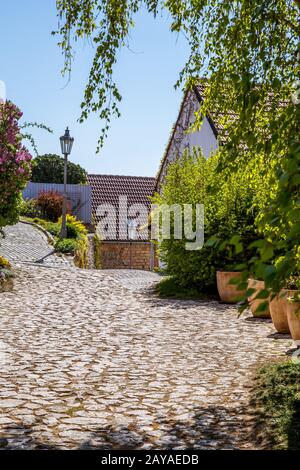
(60, 127, 74, 155)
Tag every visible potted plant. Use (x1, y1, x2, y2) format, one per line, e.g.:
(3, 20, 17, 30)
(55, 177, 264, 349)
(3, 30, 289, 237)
(247, 278, 271, 319)
(267, 258, 296, 334)
(217, 266, 247, 303)
(283, 276, 300, 346)
(269, 291, 290, 334)
(286, 298, 300, 346)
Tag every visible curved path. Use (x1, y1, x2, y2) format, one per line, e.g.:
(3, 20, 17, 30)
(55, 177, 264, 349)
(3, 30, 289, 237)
(0, 222, 70, 266)
(0, 265, 291, 449)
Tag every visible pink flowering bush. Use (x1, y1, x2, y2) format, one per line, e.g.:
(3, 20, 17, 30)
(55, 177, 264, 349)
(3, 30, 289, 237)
(0, 101, 32, 228)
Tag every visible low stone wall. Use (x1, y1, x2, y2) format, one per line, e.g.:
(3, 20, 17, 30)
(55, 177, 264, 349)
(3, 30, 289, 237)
(100, 241, 154, 270)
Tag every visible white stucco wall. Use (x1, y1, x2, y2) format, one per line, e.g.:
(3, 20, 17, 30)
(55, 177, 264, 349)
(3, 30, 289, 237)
(157, 89, 220, 188)
(179, 116, 218, 158)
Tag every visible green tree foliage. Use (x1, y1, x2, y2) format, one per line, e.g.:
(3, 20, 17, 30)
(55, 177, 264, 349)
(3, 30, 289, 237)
(31, 154, 87, 185)
(55, 1, 299, 150)
(55, 0, 300, 292)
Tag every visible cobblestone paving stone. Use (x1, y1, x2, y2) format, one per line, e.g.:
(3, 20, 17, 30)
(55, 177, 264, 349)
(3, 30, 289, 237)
(0, 265, 292, 449)
(101, 269, 161, 292)
(0, 223, 72, 267)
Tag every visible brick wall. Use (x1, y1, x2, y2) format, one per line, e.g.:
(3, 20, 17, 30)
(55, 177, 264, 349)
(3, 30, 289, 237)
(100, 241, 156, 270)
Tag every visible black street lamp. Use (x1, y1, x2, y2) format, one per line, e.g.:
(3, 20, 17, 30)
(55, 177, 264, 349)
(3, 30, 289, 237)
(59, 127, 74, 239)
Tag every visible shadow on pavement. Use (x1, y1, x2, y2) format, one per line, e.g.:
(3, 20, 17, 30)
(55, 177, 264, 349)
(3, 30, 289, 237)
(0, 403, 255, 450)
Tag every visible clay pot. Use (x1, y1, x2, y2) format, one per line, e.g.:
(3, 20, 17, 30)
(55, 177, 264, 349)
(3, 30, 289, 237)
(247, 279, 271, 318)
(284, 290, 300, 346)
(269, 291, 290, 334)
(216, 271, 246, 303)
(281, 289, 296, 318)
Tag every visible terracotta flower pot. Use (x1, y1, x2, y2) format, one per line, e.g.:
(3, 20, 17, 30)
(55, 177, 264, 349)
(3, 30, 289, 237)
(216, 271, 246, 303)
(285, 291, 300, 346)
(281, 289, 296, 318)
(269, 291, 290, 334)
(247, 279, 271, 318)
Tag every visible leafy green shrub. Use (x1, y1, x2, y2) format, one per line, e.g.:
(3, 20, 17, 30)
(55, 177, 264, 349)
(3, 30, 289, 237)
(31, 154, 87, 184)
(55, 238, 78, 254)
(44, 221, 60, 237)
(253, 361, 300, 449)
(53, 215, 88, 268)
(55, 237, 88, 268)
(66, 222, 78, 239)
(57, 214, 87, 239)
(152, 149, 272, 292)
(36, 191, 68, 222)
(20, 198, 40, 218)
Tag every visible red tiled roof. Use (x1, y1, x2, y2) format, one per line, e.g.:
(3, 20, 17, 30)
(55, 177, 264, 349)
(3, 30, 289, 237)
(87, 174, 156, 240)
(194, 81, 288, 144)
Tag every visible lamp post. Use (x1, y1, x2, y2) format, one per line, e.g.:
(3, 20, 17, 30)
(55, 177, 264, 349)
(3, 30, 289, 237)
(59, 127, 74, 239)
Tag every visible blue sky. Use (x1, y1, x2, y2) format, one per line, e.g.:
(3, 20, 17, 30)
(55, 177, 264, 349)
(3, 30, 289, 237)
(0, 1, 190, 176)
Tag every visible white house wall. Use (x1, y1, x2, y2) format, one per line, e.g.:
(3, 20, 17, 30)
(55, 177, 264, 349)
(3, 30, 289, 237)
(179, 116, 218, 158)
(157, 89, 218, 188)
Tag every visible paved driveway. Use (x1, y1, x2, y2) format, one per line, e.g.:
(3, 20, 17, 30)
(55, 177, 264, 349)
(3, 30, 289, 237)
(0, 265, 291, 449)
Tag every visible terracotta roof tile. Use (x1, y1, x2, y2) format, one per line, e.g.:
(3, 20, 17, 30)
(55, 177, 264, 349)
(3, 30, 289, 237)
(194, 82, 288, 144)
(87, 174, 156, 240)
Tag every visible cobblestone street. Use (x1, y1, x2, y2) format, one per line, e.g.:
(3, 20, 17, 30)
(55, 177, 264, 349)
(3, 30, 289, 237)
(0, 222, 71, 267)
(0, 263, 291, 449)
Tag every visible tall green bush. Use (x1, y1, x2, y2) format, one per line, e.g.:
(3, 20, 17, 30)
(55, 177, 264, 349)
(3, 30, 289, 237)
(152, 149, 275, 292)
